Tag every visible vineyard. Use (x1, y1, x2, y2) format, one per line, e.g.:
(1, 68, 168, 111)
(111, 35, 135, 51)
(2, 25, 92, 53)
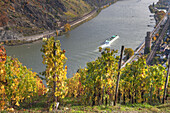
(0, 44, 46, 111)
(0, 37, 169, 112)
(67, 50, 168, 106)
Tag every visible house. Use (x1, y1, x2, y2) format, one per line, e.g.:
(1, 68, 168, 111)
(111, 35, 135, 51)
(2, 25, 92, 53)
(160, 55, 166, 59)
(164, 49, 170, 58)
(160, 44, 168, 52)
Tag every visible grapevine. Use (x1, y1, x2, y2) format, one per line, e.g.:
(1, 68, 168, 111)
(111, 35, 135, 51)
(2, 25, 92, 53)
(41, 37, 68, 110)
(0, 45, 46, 111)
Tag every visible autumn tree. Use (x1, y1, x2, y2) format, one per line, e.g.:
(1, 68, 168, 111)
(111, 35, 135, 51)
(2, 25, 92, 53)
(0, 12, 9, 27)
(0, 45, 45, 111)
(124, 48, 134, 60)
(153, 36, 156, 41)
(64, 23, 71, 32)
(41, 37, 68, 111)
(155, 11, 166, 21)
(156, 33, 159, 37)
(0, 45, 7, 110)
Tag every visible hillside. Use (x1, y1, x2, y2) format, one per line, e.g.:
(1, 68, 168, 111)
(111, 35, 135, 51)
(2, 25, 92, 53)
(0, 0, 115, 40)
(84, 0, 117, 7)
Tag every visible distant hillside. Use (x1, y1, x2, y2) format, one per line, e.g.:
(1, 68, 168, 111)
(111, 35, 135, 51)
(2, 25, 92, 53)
(83, 0, 117, 7)
(0, 0, 116, 38)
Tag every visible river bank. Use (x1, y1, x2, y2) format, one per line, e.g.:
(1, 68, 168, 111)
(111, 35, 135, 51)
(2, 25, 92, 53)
(0, 3, 116, 46)
(122, 1, 169, 68)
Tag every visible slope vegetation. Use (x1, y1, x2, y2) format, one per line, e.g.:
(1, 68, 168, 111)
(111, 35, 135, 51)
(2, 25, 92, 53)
(0, 0, 115, 38)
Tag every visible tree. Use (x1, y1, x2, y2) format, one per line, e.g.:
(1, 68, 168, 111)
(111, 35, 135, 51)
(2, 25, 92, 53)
(124, 48, 134, 60)
(144, 47, 151, 54)
(64, 23, 71, 32)
(0, 11, 9, 27)
(156, 33, 159, 37)
(41, 37, 68, 111)
(153, 36, 156, 41)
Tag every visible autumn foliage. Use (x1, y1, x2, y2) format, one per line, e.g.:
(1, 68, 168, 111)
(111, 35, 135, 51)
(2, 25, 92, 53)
(155, 11, 166, 21)
(67, 49, 167, 106)
(0, 12, 8, 27)
(67, 49, 120, 106)
(41, 37, 68, 110)
(0, 45, 46, 111)
(124, 48, 134, 60)
(64, 23, 71, 32)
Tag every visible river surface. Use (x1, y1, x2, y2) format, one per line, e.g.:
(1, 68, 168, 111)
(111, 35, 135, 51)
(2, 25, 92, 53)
(6, 0, 158, 78)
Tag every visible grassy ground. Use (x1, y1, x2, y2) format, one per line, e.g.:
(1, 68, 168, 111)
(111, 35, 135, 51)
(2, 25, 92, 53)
(2, 96, 170, 113)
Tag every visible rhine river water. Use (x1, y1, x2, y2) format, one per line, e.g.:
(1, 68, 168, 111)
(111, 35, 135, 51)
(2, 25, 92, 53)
(6, 0, 158, 78)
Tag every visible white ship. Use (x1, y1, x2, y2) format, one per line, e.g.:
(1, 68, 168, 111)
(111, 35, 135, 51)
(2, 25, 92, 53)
(100, 35, 119, 48)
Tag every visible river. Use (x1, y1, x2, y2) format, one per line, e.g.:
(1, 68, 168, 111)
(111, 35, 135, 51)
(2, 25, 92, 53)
(5, 0, 158, 78)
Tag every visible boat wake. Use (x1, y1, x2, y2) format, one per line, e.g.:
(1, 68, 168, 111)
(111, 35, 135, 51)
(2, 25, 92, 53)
(94, 35, 119, 52)
(94, 45, 111, 52)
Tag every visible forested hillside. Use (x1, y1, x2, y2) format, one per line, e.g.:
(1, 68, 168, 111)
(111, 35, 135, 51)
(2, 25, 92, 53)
(0, 0, 115, 38)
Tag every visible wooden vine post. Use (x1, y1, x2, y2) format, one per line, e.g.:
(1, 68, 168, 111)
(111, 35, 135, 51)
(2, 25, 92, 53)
(114, 45, 124, 106)
(162, 55, 170, 104)
(53, 42, 58, 112)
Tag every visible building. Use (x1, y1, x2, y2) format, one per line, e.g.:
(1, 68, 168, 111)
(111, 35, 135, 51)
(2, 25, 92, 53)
(144, 32, 152, 54)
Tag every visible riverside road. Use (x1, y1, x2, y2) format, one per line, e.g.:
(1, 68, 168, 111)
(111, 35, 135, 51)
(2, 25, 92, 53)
(122, 7, 170, 68)
(146, 18, 170, 65)
(146, 8, 170, 65)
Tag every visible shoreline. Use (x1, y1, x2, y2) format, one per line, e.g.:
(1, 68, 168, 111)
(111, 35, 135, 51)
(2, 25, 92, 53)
(122, 4, 169, 68)
(0, 3, 114, 46)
